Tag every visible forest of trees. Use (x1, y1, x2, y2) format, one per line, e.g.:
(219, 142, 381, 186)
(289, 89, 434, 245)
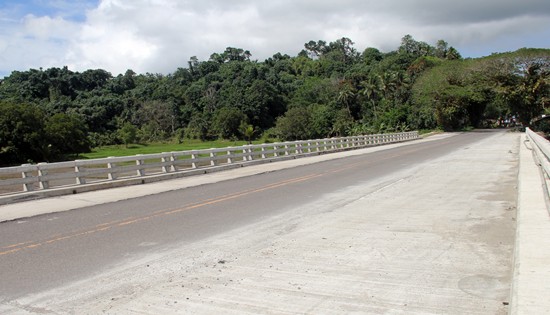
(0, 35, 549, 166)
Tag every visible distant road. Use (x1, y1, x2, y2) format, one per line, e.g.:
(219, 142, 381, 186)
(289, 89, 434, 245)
(0, 130, 518, 314)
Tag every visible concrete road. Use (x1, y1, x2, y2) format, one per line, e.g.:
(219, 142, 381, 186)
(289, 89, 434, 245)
(0, 131, 519, 314)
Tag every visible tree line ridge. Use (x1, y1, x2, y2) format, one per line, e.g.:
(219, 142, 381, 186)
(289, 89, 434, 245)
(0, 35, 548, 166)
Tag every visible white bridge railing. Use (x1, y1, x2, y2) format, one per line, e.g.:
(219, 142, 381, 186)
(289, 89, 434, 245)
(526, 128, 550, 188)
(0, 131, 418, 201)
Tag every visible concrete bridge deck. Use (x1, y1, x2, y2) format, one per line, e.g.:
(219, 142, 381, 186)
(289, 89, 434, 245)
(0, 131, 549, 314)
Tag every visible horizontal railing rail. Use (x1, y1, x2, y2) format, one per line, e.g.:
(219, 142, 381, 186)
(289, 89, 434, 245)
(0, 131, 418, 198)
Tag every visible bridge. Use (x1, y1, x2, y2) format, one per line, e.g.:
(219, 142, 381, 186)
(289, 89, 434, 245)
(0, 130, 548, 314)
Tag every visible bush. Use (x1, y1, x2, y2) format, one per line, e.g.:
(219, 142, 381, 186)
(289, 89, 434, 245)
(211, 107, 246, 139)
(45, 113, 91, 160)
(275, 107, 312, 141)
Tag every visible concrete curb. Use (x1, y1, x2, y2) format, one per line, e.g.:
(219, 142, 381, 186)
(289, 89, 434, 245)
(510, 134, 550, 314)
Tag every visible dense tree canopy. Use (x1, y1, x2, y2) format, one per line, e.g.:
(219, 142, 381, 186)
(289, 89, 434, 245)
(0, 35, 548, 166)
(412, 48, 550, 130)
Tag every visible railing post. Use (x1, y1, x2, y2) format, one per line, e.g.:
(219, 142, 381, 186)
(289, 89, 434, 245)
(284, 144, 290, 156)
(37, 163, 49, 189)
(210, 150, 217, 166)
(21, 164, 34, 192)
(170, 153, 177, 171)
(136, 155, 145, 176)
(261, 146, 267, 159)
(107, 158, 117, 180)
(161, 153, 176, 173)
(191, 153, 198, 168)
(75, 161, 86, 184)
(227, 148, 233, 164)
(161, 153, 169, 173)
(273, 145, 279, 157)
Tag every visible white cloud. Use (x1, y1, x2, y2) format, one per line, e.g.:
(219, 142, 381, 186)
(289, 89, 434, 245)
(23, 14, 77, 40)
(1, 0, 549, 77)
(0, 12, 78, 74)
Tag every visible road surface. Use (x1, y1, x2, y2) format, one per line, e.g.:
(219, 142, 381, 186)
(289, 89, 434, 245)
(0, 131, 519, 314)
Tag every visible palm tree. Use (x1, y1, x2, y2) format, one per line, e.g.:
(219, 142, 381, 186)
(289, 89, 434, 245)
(240, 122, 256, 144)
(392, 70, 411, 103)
(337, 80, 356, 116)
(361, 76, 381, 120)
(378, 72, 398, 99)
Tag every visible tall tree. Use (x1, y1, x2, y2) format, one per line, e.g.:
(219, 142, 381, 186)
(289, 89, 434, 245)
(44, 113, 91, 160)
(487, 49, 550, 126)
(0, 102, 47, 165)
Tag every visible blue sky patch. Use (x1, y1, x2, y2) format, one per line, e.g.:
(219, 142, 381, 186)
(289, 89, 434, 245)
(0, 0, 99, 22)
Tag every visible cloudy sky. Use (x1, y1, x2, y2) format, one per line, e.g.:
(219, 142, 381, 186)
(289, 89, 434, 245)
(1, 0, 549, 78)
